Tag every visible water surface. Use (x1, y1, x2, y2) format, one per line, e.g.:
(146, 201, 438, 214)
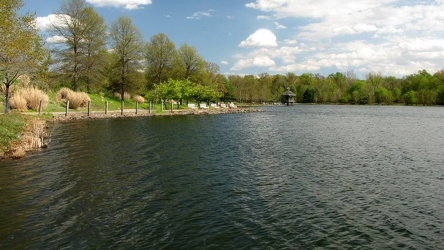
(1, 105, 444, 249)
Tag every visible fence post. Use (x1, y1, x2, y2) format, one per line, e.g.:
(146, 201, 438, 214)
(65, 101, 69, 117)
(105, 101, 108, 115)
(136, 101, 138, 115)
(87, 101, 91, 117)
(170, 101, 173, 112)
(38, 100, 43, 115)
(121, 101, 124, 115)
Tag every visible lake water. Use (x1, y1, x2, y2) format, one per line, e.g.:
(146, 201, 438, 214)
(1, 105, 444, 249)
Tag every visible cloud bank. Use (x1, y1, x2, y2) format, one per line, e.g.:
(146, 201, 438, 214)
(232, 0, 444, 77)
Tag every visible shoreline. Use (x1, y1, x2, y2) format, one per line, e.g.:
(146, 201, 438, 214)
(49, 107, 262, 122)
(1, 107, 262, 159)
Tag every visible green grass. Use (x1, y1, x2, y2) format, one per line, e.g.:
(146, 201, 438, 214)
(0, 112, 29, 152)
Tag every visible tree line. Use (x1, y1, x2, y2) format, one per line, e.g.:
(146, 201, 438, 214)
(2, 0, 444, 114)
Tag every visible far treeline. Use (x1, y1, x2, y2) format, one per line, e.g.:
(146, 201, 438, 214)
(2, 0, 444, 114)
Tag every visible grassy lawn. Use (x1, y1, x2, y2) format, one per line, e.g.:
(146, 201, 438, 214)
(0, 112, 29, 153)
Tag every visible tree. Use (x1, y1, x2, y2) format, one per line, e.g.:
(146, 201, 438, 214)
(51, 0, 107, 91)
(109, 16, 145, 102)
(79, 7, 107, 92)
(177, 44, 205, 81)
(1, 0, 44, 113)
(145, 33, 177, 88)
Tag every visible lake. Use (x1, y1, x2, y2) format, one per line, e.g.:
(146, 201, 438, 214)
(1, 105, 444, 249)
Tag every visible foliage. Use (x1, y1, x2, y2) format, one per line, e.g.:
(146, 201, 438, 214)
(108, 16, 145, 101)
(51, 0, 107, 92)
(145, 33, 178, 87)
(1, 0, 45, 113)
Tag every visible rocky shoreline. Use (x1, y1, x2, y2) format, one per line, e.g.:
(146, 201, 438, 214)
(49, 107, 263, 122)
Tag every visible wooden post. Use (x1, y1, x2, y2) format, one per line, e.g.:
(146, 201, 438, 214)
(38, 100, 42, 115)
(88, 101, 92, 115)
(65, 101, 69, 117)
(121, 101, 124, 115)
(161, 100, 164, 112)
(170, 101, 173, 112)
(149, 101, 152, 114)
(105, 101, 108, 115)
(136, 101, 138, 115)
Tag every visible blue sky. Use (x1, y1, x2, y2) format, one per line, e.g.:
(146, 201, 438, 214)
(24, 0, 444, 78)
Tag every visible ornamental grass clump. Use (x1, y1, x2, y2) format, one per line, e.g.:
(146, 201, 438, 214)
(57, 88, 91, 109)
(133, 95, 145, 103)
(9, 94, 28, 111)
(21, 87, 49, 111)
(114, 91, 131, 101)
(10, 87, 49, 111)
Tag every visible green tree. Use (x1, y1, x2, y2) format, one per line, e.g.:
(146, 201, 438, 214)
(79, 7, 107, 92)
(145, 33, 177, 88)
(177, 44, 205, 82)
(51, 0, 107, 91)
(403, 90, 416, 105)
(1, 0, 44, 113)
(109, 16, 145, 101)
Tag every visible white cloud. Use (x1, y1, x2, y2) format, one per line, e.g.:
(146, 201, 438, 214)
(274, 22, 287, 29)
(221, 61, 229, 65)
(284, 39, 297, 45)
(46, 35, 68, 43)
(231, 56, 275, 70)
(86, 0, 152, 9)
(239, 29, 278, 47)
(257, 15, 271, 20)
(234, 0, 444, 77)
(245, 0, 396, 19)
(35, 14, 69, 31)
(186, 9, 215, 20)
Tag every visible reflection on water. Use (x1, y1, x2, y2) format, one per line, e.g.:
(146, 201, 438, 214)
(1, 105, 444, 249)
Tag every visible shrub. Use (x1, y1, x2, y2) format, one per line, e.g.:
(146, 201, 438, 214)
(133, 95, 145, 103)
(9, 94, 28, 111)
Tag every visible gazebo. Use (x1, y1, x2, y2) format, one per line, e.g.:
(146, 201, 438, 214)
(281, 87, 296, 106)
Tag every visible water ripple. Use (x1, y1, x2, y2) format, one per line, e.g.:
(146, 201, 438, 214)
(1, 106, 444, 249)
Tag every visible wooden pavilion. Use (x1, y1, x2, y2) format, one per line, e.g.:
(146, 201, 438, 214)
(281, 87, 296, 106)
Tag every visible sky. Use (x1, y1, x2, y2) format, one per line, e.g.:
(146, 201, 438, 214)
(23, 0, 444, 79)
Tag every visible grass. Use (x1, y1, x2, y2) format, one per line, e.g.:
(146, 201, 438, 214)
(0, 112, 29, 153)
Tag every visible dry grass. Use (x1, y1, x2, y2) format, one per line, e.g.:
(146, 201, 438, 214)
(9, 87, 49, 111)
(68, 92, 90, 109)
(57, 88, 91, 109)
(10, 94, 28, 111)
(1, 114, 48, 158)
(114, 91, 131, 101)
(58, 87, 72, 99)
(21, 87, 49, 110)
(133, 95, 145, 103)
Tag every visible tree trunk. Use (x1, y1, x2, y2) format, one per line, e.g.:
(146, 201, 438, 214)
(4, 73, 11, 114)
(4, 83, 11, 114)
